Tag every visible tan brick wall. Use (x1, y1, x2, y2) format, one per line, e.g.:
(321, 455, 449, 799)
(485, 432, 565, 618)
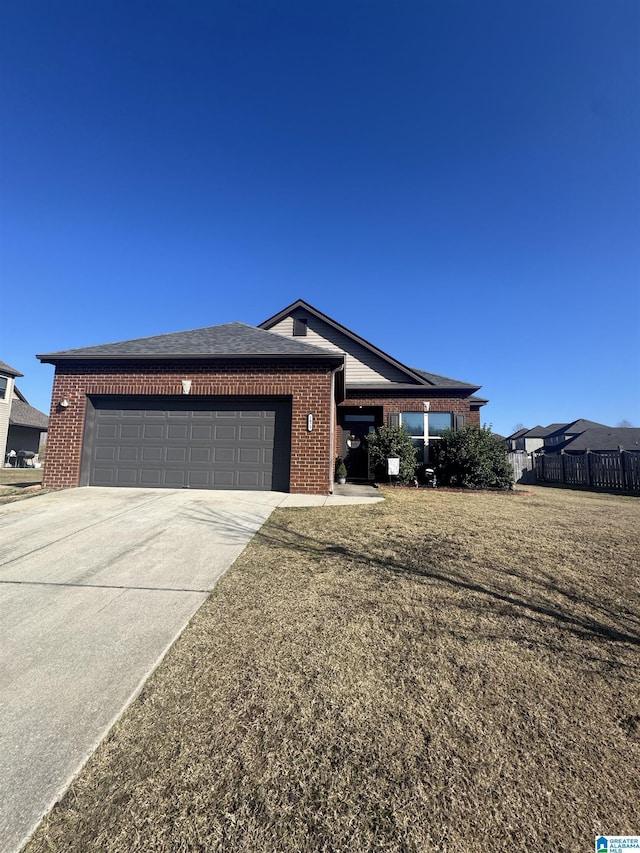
(43, 361, 334, 494)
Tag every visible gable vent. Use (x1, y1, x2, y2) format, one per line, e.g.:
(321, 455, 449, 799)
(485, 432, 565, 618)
(293, 318, 308, 337)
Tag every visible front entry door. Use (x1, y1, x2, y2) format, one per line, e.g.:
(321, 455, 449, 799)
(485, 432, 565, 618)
(339, 410, 379, 480)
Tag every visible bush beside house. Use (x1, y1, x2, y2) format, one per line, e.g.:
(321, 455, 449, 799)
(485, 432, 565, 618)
(432, 425, 514, 490)
(366, 425, 418, 484)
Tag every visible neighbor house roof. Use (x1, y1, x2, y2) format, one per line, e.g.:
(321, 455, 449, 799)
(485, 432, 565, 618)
(557, 427, 640, 453)
(10, 399, 49, 431)
(523, 425, 548, 438)
(507, 428, 529, 440)
(260, 299, 481, 393)
(0, 360, 23, 378)
(545, 419, 609, 438)
(37, 322, 345, 364)
(535, 422, 571, 437)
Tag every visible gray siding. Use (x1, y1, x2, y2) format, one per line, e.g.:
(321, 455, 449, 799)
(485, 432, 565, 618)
(269, 309, 412, 385)
(0, 375, 15, 461)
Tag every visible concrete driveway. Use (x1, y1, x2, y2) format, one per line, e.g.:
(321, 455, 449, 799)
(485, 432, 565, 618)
(0, 486, 292, 853)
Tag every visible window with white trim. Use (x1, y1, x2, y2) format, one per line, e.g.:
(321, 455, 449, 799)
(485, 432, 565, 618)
(399, 411, 459, 463)
(0, 377, 7, 400)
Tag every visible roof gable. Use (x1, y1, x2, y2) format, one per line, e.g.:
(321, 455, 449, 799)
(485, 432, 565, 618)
(260, 300, 480, 392)
(37, 322, 344, 363)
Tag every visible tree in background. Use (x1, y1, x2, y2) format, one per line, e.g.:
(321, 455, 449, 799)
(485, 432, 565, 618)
(432, 425, 514, 490)
(617, 419, 634, 428)
(366, 424, 417, 484)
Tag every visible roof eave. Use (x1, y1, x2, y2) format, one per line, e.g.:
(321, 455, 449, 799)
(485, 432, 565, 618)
(346, 382, 481, 393)
(37, 352, 345, 365)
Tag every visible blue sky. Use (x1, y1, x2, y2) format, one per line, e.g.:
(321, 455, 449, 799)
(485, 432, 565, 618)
(1, 0, 638, 436)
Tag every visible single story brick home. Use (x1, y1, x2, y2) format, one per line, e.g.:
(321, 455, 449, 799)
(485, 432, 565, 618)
(37, 300, 487, 494)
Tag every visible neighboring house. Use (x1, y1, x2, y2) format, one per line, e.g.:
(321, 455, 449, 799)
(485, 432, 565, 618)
(541, 419, 609, 451)
(506, 424, 557, 454)
(37, 299, 487, 494)
(0, 360, 23, 464)
(549, 427, 640, 454)
(505, 428, 529, 452)
(7, 386, 49, 458)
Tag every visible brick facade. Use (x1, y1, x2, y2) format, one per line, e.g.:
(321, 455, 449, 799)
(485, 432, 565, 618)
(334, 394, 481, 461)
(43, 361, 334, 494)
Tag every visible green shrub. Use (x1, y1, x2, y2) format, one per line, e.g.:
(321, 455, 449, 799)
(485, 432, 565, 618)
(432, 425, 513, 490)
(366, 425, 418, 484)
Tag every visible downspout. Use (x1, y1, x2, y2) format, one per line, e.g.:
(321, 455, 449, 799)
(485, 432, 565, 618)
(328, 362, 344, 494)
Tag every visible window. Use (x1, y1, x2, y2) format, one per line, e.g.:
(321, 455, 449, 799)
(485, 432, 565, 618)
(293, 317, 308, 336)
(0, 377, 7, 400)
(399, 411, 457, 463)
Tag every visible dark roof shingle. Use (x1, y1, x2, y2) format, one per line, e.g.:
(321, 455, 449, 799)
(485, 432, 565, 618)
(0, 360, 23, 378)
(37, 322, 343, 362)
(556, 427, 640, 452)
(10, 399, 49, 430)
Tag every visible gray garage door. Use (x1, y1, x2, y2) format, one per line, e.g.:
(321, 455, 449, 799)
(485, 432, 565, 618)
(81, 396, 291, 491)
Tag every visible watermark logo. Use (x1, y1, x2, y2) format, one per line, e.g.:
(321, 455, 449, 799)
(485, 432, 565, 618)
(596, 837, 640, 853)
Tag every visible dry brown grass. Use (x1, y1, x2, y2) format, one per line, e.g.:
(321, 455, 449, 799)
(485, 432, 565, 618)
(26, 486, 640, 853)
(0, 468, 56, 505)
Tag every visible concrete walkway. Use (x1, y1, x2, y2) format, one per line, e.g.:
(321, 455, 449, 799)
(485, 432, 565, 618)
(0, 486, 381, 853)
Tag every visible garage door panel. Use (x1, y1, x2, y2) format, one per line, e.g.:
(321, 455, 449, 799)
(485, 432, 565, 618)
(118, 447, 139, 461)
(143, 424, 164, 439)
(213, 447, 235, 463)
(190, 447, 211, 463)
(121, 425, 142, 439)
(239, 425, 261, 440)
(93, 467, 115, 483)
(191, 425, 213, 439)
(211, 470, 235, 487)
(115, 469, 138, 485)
(142, 446, 163, 461)
(167, 425, 189, 439)
(164, 470, 187, 487)
(96, 424, 118, 439)
(238, 448, 261, 463)
(85, 397, 290, 491)
(214, 425, 237, 440)
(166, 447, 187, 462)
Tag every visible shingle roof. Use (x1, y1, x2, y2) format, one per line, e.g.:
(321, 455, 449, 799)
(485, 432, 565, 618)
(545, 418, 609, 437)
(37, 322, 344, 362)
(556, 427, 640, 452)
(537, 422, 571, 437)
(409, 368, 479, 390)
(0, 360, 23, 378)
(9, 399, 49, 430)
(507, 428, 530, 440)
(523, 425, 547, 437)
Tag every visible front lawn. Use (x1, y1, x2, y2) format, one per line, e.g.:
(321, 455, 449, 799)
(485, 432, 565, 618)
(0, 467, 54, 505)
(26, 487, 640, 852)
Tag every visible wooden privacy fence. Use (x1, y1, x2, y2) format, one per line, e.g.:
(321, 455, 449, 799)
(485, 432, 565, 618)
(507, 451, 536, 484)
(535, 449, 640, 493)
